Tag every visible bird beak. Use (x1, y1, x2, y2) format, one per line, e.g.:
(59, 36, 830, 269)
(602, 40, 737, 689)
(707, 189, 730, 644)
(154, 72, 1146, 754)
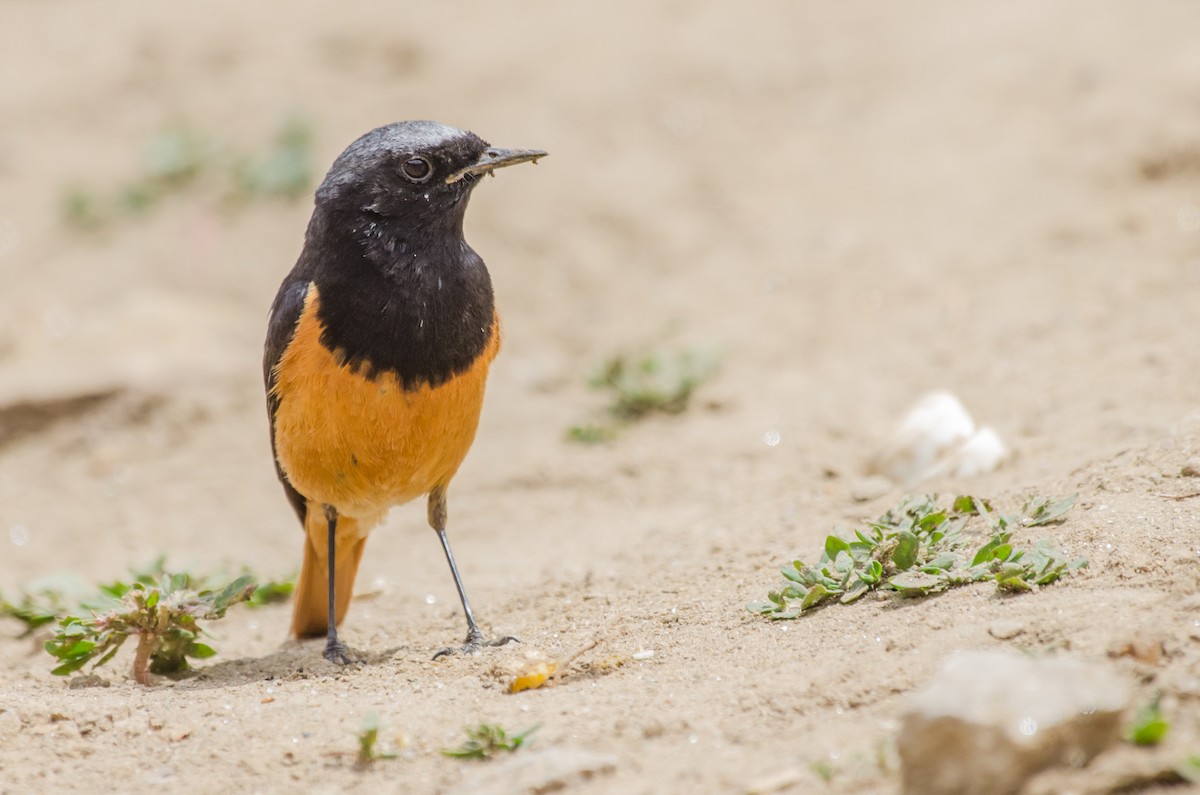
(445, 146, 548, 184)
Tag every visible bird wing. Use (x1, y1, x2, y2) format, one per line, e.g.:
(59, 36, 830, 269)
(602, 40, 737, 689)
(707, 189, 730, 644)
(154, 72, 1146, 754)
(264, 277, 312, 524)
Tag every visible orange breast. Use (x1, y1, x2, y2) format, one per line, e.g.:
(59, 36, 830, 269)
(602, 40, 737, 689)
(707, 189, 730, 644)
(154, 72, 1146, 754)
(270, 283, 500, 523)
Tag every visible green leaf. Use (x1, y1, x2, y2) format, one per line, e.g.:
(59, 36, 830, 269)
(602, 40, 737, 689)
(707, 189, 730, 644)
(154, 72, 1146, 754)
(188, 643, 217, 659)
(888, 571, 942, 596)
(927, 553, 957, 570)
(51, 656, 93, 676)
(824, 535, 851, 561)
(443, 724, 538, 760)
(800, 584, 830, 611)
(892, 531, 919, 571)
(247, 576, 296, 607)
(1127, 698, 1169, 746)
(952, 495, 976, 513)
(916, 510, 947, 531)
(144, 590, 160, 609)
(94, 644, 121, 668)
(211, 575, 256, 613)
(1023, 494, 1076, 526)
(52, 639, 96, 660)
(840, 579, 870, 604)
(971, 533, 1011, 567)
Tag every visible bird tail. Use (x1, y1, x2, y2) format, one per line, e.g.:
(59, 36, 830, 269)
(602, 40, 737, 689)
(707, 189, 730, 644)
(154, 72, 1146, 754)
(291, 509, 367, 638)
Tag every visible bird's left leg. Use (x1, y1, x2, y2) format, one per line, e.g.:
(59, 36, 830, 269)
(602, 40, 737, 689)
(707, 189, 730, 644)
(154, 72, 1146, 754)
(427, 485, 517, 659)
(322, 504, 356, 665)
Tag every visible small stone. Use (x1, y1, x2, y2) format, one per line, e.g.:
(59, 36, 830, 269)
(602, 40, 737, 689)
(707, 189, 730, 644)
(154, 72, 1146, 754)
(897, 650, 1128, 795)
(988, 620, 1025, 640)
(440, 748, 617, 795)
(869, 392, 975, 486)
(869, 392, 1011, 485)
(938, 426, 1009, 479)
(68, 674, 110, 690)
(1181, 459, 1200, 478)
(1108, 635, 1163, 666)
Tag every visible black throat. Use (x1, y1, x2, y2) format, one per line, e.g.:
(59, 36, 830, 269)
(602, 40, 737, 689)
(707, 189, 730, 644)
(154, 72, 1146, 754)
(298, 203, 495, 390)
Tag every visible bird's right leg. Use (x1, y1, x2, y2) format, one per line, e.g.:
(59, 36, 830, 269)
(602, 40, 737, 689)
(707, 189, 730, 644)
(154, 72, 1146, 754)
(427, 486, 517, 659)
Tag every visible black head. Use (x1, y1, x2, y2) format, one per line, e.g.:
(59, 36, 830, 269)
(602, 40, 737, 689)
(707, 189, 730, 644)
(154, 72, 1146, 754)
(313, 121, 545, 246)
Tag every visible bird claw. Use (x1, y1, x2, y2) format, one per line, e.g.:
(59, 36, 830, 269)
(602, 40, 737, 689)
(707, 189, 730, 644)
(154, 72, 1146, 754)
(432, 630, 518, 660)
(323, 639, 360, 666)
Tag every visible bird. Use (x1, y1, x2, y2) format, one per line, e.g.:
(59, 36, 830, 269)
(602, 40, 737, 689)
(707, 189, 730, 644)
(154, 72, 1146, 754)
(263, 120, 545, 664)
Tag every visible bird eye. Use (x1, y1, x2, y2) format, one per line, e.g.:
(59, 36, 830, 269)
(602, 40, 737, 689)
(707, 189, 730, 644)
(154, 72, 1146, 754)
(401, 156, 432, 182)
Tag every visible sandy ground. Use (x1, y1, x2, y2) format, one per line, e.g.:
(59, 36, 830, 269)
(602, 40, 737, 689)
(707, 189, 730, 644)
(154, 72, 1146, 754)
(2, 1, 1200, 793)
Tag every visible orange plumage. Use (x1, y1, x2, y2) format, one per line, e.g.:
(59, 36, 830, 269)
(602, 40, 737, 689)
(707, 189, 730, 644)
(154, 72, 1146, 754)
(270, 283, 500, 637)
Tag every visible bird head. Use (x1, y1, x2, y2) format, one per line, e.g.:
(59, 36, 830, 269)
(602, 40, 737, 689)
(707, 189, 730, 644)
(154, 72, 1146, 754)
(314, 120, 545, 240)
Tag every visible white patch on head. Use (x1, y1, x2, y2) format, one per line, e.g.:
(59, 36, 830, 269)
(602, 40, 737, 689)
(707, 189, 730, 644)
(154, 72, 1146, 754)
(391, 120, 466, 150)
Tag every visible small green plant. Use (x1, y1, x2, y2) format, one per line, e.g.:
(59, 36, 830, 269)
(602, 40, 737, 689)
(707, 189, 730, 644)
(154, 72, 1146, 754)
(442, 723, 538, 760)
(810, 760, 836, 782)
(1127, 695, 1170, 746)
(3, 559, 292, 684)
(61, 117, 315, 229)
(0, 578, 85, 636)
(356, 713, 398, 765)
(44, 574, 255, 685)
(232, 115, 315, 200)
(245, 574, 296, 607)
(567, 347, 717, 443)
(565, 423, 621, 444)
(748, 494, 1086, 620)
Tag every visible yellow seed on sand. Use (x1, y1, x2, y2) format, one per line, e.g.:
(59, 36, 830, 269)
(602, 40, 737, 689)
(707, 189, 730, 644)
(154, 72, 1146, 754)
(509, 660, 558, 693)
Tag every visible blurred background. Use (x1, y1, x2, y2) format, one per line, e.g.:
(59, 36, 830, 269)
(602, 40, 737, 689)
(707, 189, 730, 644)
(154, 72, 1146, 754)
(1, 0, 1198, 604)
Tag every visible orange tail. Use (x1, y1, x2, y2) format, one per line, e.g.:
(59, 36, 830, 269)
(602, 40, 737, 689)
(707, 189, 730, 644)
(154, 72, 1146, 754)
(291, 509, 368, 638)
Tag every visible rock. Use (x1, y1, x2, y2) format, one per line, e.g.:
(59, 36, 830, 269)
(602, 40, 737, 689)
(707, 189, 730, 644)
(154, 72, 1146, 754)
(442, 748, 617, 795)
(1108, 635, 1164, 666)
(897, 650, 1128, 795)
(1181, 458, 1200, 478)
(935, 427, 1010, 479)
(68, 674, 110, 690)
(870, 392, 975, 486)
(869, 392, 1009, 486)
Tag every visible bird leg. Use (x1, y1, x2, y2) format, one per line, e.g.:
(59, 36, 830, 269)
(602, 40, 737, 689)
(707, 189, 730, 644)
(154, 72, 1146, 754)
(428, 486, 517, 659)
(322, 504, 356, 665)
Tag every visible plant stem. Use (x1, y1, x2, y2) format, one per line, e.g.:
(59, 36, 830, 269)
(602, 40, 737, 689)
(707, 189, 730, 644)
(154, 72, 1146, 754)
(132, 630, 155, 685)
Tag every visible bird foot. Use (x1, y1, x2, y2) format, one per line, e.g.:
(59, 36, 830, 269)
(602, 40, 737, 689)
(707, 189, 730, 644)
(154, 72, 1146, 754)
(323, 639, 360, 665)
(432, 629, 518, 660)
